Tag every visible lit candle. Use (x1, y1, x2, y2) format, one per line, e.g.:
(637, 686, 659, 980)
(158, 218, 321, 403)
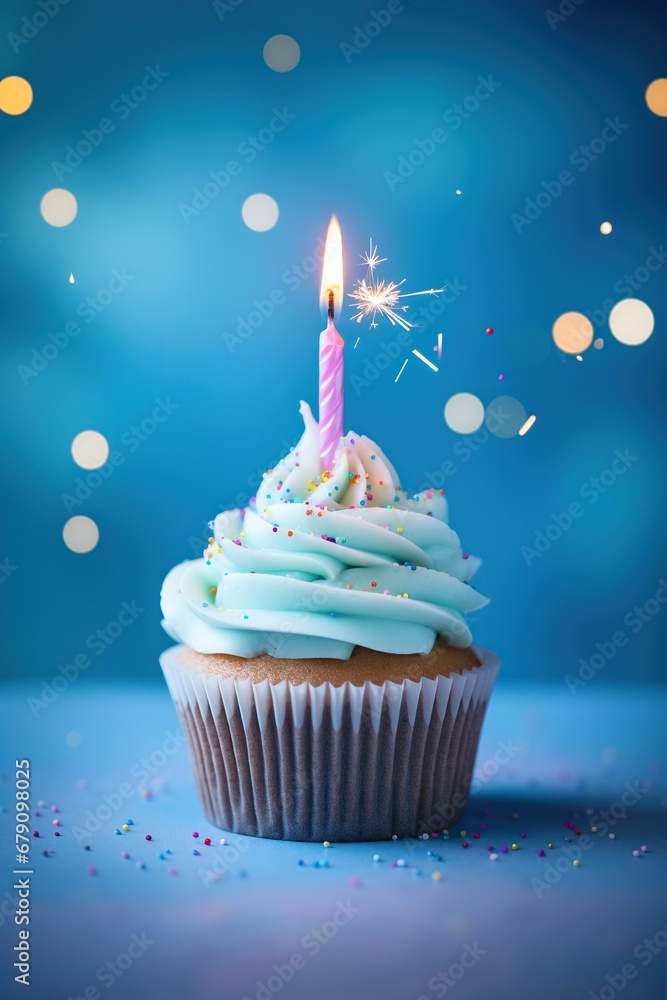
(319, 216, 344, 471)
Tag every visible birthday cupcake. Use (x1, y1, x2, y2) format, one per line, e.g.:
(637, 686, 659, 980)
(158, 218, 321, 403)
(160, 400, 499, 841)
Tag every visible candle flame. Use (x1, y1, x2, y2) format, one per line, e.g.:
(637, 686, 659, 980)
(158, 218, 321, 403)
(320, 215, 343, 319)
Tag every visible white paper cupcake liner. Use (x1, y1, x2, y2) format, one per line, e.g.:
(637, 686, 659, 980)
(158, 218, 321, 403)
(160, 644, 500, 842)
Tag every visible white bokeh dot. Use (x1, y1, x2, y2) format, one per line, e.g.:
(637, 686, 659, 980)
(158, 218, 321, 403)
(40, 188, 78, 227)
(263, 35, 300, 72)
(485, 396, 527, 438)
(71, 430, 109, 470)
(609, 298, 654, 346)
(444, 393, 485, 434)
(242, 193, 279, 232)
(66, 731, 82, 748)
(63, 516, 99, 554)
(593, 338, 604, 350)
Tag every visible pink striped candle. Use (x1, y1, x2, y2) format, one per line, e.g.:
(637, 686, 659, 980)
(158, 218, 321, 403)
(319, 298, 344, 471)
(319, 216, 344, 471)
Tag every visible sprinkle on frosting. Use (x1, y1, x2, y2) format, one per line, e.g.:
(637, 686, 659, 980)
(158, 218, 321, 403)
(160, 402, 487, 660)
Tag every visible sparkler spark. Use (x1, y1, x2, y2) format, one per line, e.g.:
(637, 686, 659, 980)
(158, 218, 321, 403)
(359, 239, 387, 275)
(349, 240, 444, 331)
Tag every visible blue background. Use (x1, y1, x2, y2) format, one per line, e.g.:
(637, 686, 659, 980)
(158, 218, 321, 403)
(1, 0, 666, 685)
(2, 681, 667, 1000)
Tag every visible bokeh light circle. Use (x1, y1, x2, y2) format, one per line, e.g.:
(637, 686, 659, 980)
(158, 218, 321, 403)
(608, 298, 654, 346)
(263, 35, 300, 72)
(242, 193, 279, 232)
(66, 731, 82, 748)
(594, 338, 604, 350)
(552, 311, 594, 354)
(600, 221, 612, 235)
(645, 79, 667, 117)
(485, 395, 527, 438)
(444, 393, 485, 434)
(63, 516, 99, 554)
(0, 76, 33, 115)
(71, 430, 109, 469)
(40, 188, 78, 227)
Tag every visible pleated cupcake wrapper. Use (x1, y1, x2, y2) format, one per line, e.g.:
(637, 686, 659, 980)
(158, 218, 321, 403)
(160, 644, 500, 842)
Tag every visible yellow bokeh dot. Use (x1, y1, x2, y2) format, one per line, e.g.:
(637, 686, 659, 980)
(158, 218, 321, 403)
(552, 311, 594, 354)
(600, 221, 612, 235)
(0, 76, 33, 115)
(645, 79, 667, 117)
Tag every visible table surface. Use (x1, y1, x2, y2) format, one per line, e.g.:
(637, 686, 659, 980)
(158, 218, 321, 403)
(1, 679, 666, 1000)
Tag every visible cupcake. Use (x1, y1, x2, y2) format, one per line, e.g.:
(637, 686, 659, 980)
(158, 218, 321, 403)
(160, 401, 499, 841)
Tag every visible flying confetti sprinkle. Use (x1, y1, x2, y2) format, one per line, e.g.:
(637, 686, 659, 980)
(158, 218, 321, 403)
(394, 359, 409, 382)
(518, 415, 537, 436)
(412, 349, 438, 372)
(349, 240, 444, 331)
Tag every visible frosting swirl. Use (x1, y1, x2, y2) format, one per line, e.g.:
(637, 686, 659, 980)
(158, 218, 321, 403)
(161, 402, 488, 659)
